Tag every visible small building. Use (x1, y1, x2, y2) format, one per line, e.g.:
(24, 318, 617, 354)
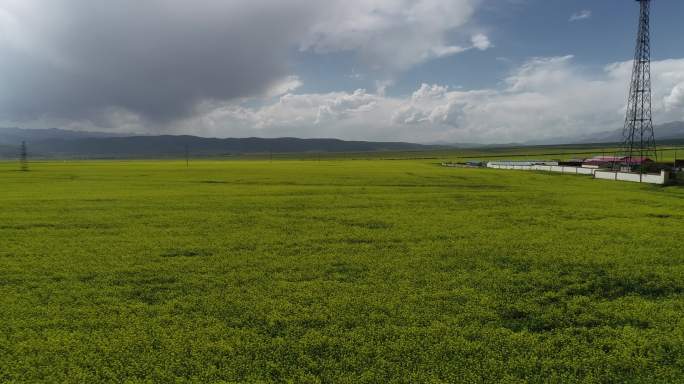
(487, 160, 558, 167)
(583, 155, 654, 168)
(675, 159, 684, 172)
(559, 159, 585, 167)
(621, 156, 654, 166)
(583, 156, 623, 167)
(466, 160, 485, 167)
(618, 157, 655, 172)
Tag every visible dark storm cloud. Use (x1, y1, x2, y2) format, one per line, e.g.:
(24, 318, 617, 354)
(0, 0, 317, 122)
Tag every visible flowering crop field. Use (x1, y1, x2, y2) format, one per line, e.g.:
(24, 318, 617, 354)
(1, 159, 683, 383)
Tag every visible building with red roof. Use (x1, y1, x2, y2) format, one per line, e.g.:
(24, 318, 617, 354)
(583, 155, 653, 168)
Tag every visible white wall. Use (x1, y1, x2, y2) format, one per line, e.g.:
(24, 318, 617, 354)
(594, 170, 667, 185)
(487, 163, 668, 184)
(618, 172, 643, 183)
(643, 171, 668, 184)
(594, 171, 617, 181)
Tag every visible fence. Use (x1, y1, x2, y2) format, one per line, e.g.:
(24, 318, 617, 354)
(593, 170, 668, 184)
(486, 163, 669, 185)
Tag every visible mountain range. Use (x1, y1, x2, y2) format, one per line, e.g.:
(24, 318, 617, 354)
(525, 121, 684, 145)
(2, 122, 684, 159)
(0, 128, 443, 159)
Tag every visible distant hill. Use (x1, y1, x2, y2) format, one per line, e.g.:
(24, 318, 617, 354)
(0, 127, 129, 144)
(0, 144, 17, 158)
(576, 121, 684, 143)
(526, 121, 684, 145)
(0, 128, 445, 159)
(4, 122, 683, 159)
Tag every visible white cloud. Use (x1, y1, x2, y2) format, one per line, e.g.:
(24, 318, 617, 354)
(0, 0, 482, 123)
(298, 0, 480, 72)
(428, 45, 468, 59)
(156, 56, 684, 144)
(569, 10, 592, 22)
(264, 76, 303, 99)
(9, 53, 684, 144)
(471, 34, 492, 50)
(664, 83, 684, 112)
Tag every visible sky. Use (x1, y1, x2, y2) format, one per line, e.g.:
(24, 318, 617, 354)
(0, 0, 683, 143)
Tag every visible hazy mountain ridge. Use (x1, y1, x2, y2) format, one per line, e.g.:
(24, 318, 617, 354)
(2, 122, 683, 159)
(525, 121, 684, 145)
(0, 127, 130, 144)
(0, 128, 445, 158)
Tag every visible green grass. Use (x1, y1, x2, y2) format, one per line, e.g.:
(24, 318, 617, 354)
(1, 159, 683, 383)
(218, 143, 684, 164)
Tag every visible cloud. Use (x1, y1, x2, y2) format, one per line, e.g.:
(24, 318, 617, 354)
(264, 76, 304, 99)
(140, 56, 684, 144)
(3, 2, 681, 144)
(8, 54, 684, 143)
(664, 83, 684, 112)
(0, 0, 319, 123)
(0, 0, 481, 125)
(298, 0, 479, 72)
(471, 34, 492, 50)
(569, 10, 592, 22)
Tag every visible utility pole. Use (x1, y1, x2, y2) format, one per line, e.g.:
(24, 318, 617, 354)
(19, 141, 28, 172)
(185, 144, 189, 168)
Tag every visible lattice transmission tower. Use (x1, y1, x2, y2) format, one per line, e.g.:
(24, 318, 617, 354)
(618, 0, 657, 168)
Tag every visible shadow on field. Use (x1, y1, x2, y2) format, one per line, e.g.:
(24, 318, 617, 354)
(496, 262, 683, 333)
(161, 248, 213, 258)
